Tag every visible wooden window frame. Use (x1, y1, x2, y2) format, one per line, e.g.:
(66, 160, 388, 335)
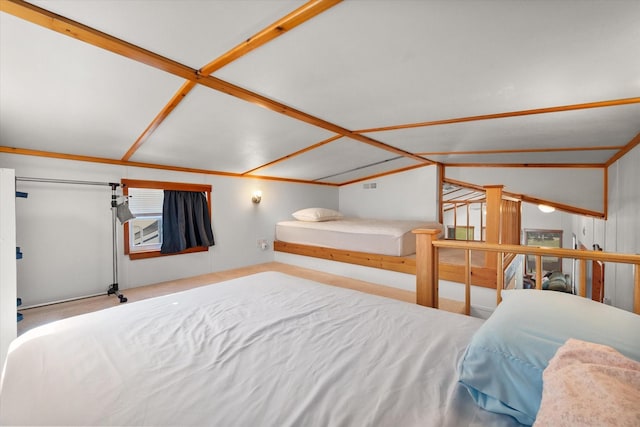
(446, 225, 475, 241)
(121, 179, 212, 260)
(523, 228, 563, 274)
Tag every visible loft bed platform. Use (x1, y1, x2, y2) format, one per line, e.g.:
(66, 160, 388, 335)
(273, 185, 520, 289)
(274, 240, 467, 314)
(273, 240, 416, 274)
(273, 240, 499, 289)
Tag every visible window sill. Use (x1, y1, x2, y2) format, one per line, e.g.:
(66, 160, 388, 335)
(127, 246, 208, 260)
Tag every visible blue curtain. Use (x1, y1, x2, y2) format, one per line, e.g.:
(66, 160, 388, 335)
(161, 190, 215, 254)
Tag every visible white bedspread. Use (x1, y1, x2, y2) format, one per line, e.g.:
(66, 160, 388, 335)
(276, 218, 442, 256)
(0, 272, 518, 426)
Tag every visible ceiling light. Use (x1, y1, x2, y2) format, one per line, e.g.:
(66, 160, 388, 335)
(538, 204, 555, 213)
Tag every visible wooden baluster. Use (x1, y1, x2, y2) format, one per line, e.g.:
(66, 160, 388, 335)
(453, 203, 457, 238)
(535, 255, 542, 290)
(466, 202, 470, 241)
(634, 264, 640, 315)
(480, 202, 484, 241)
(433, 246, 439, 307)
(579, 259, 587, 297)
(497, 251, 504, 304)
(465, 249, 471, 315)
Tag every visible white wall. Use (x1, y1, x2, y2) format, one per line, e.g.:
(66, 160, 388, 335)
(445, 166, 604, 214)
(605, 144, 640, 311)
(0, 168, 17, 369)
(1, 154, 338, 306)
(338, 165, 439, 220)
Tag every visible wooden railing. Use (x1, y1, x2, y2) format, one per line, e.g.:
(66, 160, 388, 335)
(413, 229, 640, 315)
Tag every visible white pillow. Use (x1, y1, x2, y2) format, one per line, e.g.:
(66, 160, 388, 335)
(292, 208, 343, 222)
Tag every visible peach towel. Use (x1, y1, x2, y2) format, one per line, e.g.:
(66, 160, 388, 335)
(534, 338, 640, 426)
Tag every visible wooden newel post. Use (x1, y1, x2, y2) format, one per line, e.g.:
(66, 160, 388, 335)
(413, 228, 440, 308)
(484, 185, 503, 269)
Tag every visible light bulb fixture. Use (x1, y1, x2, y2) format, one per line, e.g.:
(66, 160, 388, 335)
(538, 204, 555, 213)
(252, 190, 262, 204)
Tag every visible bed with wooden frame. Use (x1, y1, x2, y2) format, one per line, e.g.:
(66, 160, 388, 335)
(275, 185, 521, 290)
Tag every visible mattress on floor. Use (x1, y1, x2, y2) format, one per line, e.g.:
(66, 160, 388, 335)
(0, 271, 519, 427)
(276, 218, 442, 256)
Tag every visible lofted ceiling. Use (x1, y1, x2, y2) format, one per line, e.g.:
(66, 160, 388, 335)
(1, 0, 639, 186)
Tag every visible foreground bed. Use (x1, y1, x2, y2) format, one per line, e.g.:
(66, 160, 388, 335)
(4, 272, 639, 426)
(0, 272, 518, 426)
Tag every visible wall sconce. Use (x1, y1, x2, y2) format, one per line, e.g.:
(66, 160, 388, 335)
(538, 204, 555, 213)
(252, 190, 262, 204)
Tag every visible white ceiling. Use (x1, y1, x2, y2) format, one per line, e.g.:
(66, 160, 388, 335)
(1, 0, 639, 185)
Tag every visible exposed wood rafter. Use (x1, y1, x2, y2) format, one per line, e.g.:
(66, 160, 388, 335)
(519, 193, 605, 219)
(123, 0, 343, 161)
(198, 0, 343, 76)
(606, 132, 640, 167)
(442, 176, 605, 218)
(355, 97, 640, 134)
(1, 0, 636, 188)
(339, 163, 432, 186)
(417, 145, 623, 157)
(243, 135, 342, 175)
(122, 80, 197, 161)
(1, 0, 429, 170)
(445, 163, 605, 168)
(0, 146, 339, 187)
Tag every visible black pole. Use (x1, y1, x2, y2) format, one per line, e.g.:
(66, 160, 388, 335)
(16, 177, 128, 303)
(107, 183, 127, 303)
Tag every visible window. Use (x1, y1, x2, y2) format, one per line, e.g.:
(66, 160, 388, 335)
(121, 179, 212, 260)
(524, 229, 563, 274)
(127, 188, 164, 252)
(447, 225, 475, 240)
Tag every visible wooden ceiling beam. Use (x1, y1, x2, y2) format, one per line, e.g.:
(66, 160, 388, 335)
(0, 0, 197, 80)
(242, 135, 342, 175)
(337, 163, 432, 186)
(442, 177, 605, 218)
(124, 0, 343, 161)
(122, 80, 196, 161)
(2, 0, 427, 165)
(519, 194, 605, 219)
(443, 178, 487, 193)
(0, 146, 338, 186)
(605, 132, 640, 167)
(194, 73, 431, 164)
(417, 145, 623, 156)
(446, 190, 480, 202)
(355, 97, 640, 134)
(200, 0, 343, 76)
(445, 163, 605, 168)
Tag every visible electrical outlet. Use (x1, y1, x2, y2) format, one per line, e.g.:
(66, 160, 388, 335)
(257, 239, 269, 251)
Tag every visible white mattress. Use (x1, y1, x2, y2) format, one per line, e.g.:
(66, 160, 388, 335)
(276, 218, 443, 256)
(0, 272, 518, 426)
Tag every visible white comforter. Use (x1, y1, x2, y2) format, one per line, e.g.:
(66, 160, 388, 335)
(276, 218, 442, 256)
(0, 272, 518, 426)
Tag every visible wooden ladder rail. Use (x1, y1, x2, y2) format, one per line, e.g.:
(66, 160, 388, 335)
(413, 229, 640, 315)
